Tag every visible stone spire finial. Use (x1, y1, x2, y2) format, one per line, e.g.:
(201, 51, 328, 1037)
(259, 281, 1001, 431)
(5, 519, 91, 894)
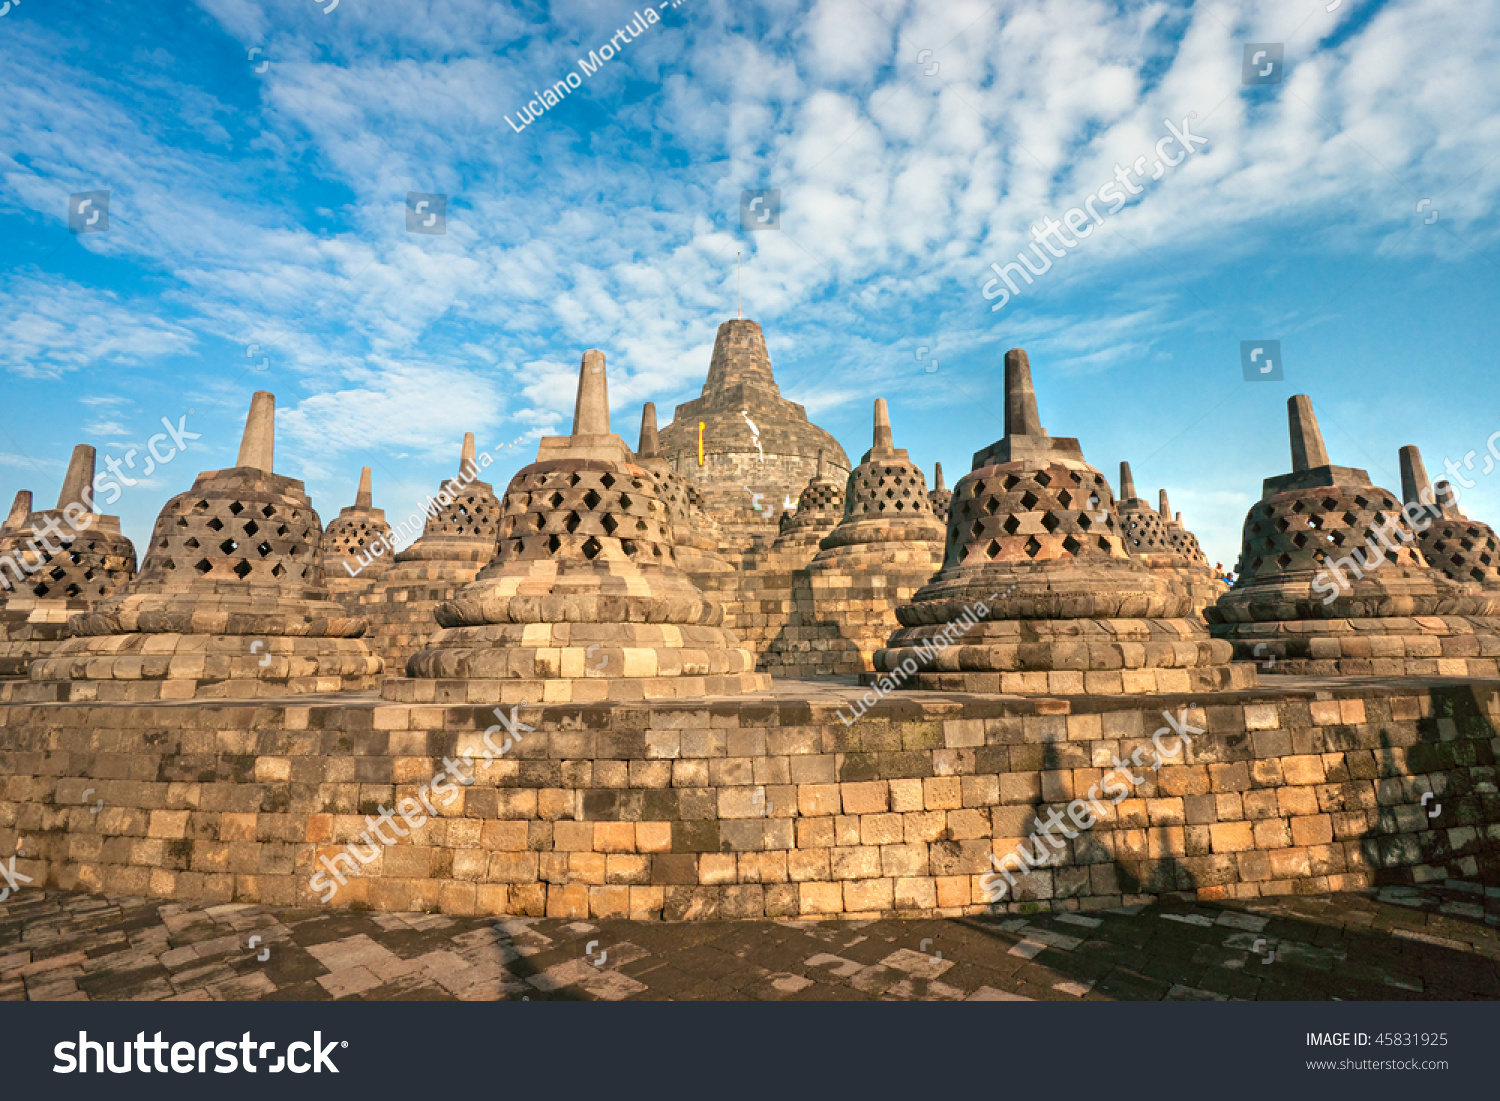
(638, 402, 660, 458)
(1175, 512, 1183, 525)
(573, 350, 610, 436)
(702, 319, 780, 398)
(1159, 489, 1171, 520)
(934, 462, 946, 493)
(1398, 445, 1433, 506)
(1003, 349, 1045, 438)
(355, 466, 373, 509)
(460, 432, 476, 471)
(1119, 461, 1138, 500)
(872, 398, 894, 452)
(57, 445, 96, 511)
(3, 490, 30, 532)
(235, 391, 275, 472)
(1288, 395, 1331, 473)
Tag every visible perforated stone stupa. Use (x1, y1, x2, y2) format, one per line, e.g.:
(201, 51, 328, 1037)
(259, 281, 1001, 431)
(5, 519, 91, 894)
(769, 449, 845, 563)
(634, 402, 732, 576)
(929, 463, 952, 522)
(1205, 396, 1500, 675)
(657, 319, 850, 541)
(1115, 464, 1224, 616)
(354, 434, 502, 672)
(322, 466, 397, 599)
(1399, 444, 1500, 592)
(761, 401, 947, 678)
(386, 350, 767, 704)
(21, 393, 380, 700)
(0, 449, 137, 677)
(873, 349, 1252, 695)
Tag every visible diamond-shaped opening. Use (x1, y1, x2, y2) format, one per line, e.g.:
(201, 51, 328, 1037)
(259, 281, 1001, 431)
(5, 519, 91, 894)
(1249, 522, 1263, 536)
(175, 517, 189, 529)
(206, 517, 224, 531)
(1002, 515, 1021, 536)
(193, 557, 213, 574)
(636, 519, 649, 531)
(1002, 475, 1020, 490)
(1041, 512, 1061, 533)
(549, 492, 565, 508)
(620, 539, 637, 556)
(619, 493, 633, 510)
(229, 501, 244, 515)
(533, 514, 546, 531)
(65, 583, 81, 598)
(1078, 513, 1094, 532)
(1023, 536, 1041, 558)
(1020, 491, 1039, 510)
(219, 539, 238, 555)
(242, 520, 259, 536)
(1276, 553, 1292, 568)
(1460, 538, 1475, 551)
(601, 514, 619, 535)
(1342, 511, 1359, 526)
(583, 489, 601, 510)
(1057, 490, 1073, 508)
(1353, 495, 1369, 509)
(600, 473, 615, 489)
(581, 536, 602, 559)
(564, 511, 581, 534)
(271, 563, 286, 577)
(1290, 500, 1304, 513)
(547, 534, 561, 554)
(232, 559, 252, 579)
(985, 539, 1001, 559)
(256, 542, 273, 558)
(1059, 534, 1080, 555)
(1321, 497, 1339, 511)
(183, 537, 200, 549)
(1034, 471, 1051, 487)
(261, 504, 276, 517)
(1292, 533, 1307, 547)
(1276, 517, 1290, 532)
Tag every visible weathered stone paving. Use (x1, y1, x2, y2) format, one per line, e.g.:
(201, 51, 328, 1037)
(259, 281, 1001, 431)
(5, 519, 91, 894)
(4, 884, 1495, 1001)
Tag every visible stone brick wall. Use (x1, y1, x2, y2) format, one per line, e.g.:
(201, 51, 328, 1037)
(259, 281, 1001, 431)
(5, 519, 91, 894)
(2, 683, 1495, 920)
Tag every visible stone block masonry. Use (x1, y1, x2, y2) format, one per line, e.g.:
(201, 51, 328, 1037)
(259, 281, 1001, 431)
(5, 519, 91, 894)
(1, 681, 1495, 920)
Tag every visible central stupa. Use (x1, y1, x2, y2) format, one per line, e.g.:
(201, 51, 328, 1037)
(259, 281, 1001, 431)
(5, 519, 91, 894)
(657, 320, 851, 535)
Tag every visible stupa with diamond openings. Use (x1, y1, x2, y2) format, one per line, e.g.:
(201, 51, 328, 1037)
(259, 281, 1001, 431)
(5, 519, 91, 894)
(929, 463, 952, 522)
(1114, 463, 1224, 617)
(770, 449, 845, 564)
(1205, 397, 1500, 676)
(0, 451, 137, 678)
(1398, 444, 1500, 593)
(761, 400, 946, 677)
(21, 394, 380, 700)
(634, 402, 733, 576)
(386, 350, 767, 704)
(874, 349, 1252, 695)
(354, 433, 503, 672)
(322, 466, 397, 600)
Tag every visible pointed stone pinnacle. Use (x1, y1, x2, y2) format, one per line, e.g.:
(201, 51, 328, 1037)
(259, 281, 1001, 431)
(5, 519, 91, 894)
(460, 432, 476, 471)
(235, 391, 275, 473)
(638, 402, 660, 458)
(1398, 445, 1432, 507)
(57, 445, 97, 511)
(4, 490, 31, 532)
(1003, 349, 1045, 438)
(1175, 512, 1183, 525)
(1119, 461, 1138, 501)
(816, 448, 826, 481)
(355, 466, 373, 509)
(934, 462, 946, 493)
(872, 398, 894, 452)
(1158, 490, 1171, 520)
(573, 350, 610, 436)
(1288, 395, 1331, 473)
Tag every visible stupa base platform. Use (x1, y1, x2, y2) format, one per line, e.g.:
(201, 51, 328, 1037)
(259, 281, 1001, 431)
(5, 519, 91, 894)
(379, 672, 771, 704)
(863, 663, 1258, 695)
(1213, 615, 1500, 676)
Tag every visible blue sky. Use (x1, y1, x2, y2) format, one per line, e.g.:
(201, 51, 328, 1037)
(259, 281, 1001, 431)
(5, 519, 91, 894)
(2, 0, 1497, 568)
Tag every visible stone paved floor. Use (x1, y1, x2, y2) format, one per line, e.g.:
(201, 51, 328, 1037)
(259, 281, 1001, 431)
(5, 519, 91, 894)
(2, 884, 1498, 1001)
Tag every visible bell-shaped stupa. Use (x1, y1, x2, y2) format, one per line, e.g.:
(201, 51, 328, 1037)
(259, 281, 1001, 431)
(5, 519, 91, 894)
(634, 402, 732, 575)
(770, 449, 845, 563)
(874, 350, 1251, 694)
(387, 350, 767, 704)
(1205, 396, 1499, 675)
(1399, 444, 1500, 592)
(322, 466, 397, 599)
(0, 449, 137, 676)
(23, 394, 380, 699)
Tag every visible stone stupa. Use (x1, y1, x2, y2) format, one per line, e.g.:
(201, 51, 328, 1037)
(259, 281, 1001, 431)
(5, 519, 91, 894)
(22, 393, 381, 700)
(1205, 396, 1500, 676)
(873, 349, 1253, 695)
(929, 463, 952, 522)
(770, 449, 845, 563)
(1115, 464, 1224, 616)
(657, 319, 850, 543)
(1398, 445, 1500, 593)
(762, 400, 945, 677)
(0, 452, 137, 677)
(634, 402, 732, 576)
(322, 466, 397, 601)
(386, 349, 768, 704)
(355, 433, 502, 672)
